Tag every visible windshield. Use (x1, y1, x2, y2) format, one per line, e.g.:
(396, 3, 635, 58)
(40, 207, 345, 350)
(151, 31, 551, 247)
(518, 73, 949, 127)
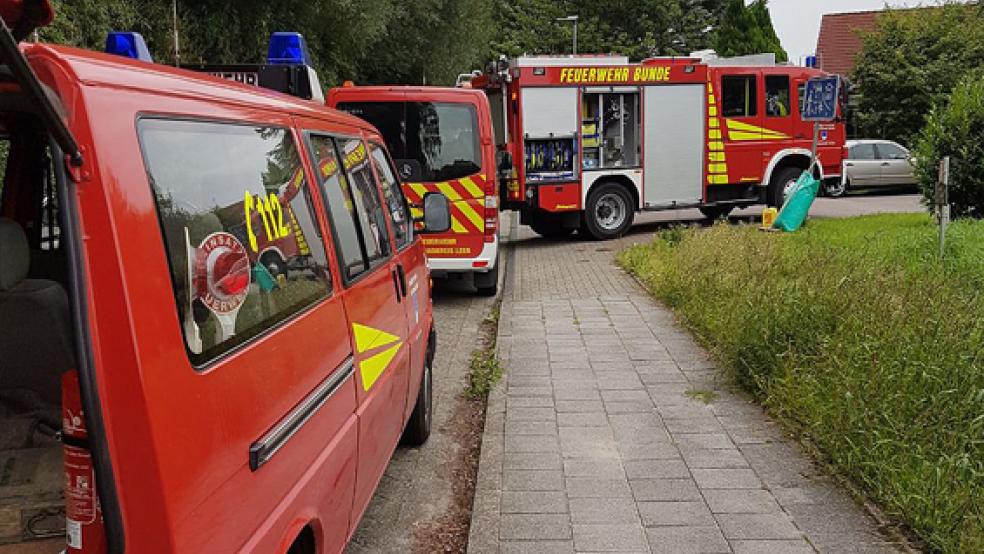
(338, 101, 481, 182)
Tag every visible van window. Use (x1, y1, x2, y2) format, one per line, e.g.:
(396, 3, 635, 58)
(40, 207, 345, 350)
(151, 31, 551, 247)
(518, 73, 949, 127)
(369, 142, 412, 250)
(309, 135, 389, 282)
(337, 101, 481, 182)
(765, 76, 790, 117)
(138, 118, 332, 365)
(722, 75, 757, 118)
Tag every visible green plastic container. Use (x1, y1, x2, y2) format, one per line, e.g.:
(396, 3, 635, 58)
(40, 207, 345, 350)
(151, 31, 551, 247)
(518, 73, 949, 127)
(773, 171, 820, 232)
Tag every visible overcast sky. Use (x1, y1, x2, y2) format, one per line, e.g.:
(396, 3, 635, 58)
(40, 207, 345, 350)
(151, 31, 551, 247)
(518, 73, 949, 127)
(768, 0, 969, 62)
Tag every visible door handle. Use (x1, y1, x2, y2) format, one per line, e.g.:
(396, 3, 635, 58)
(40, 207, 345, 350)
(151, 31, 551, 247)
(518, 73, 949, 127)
(392, 269, 402, 302)
(880, 162, 890, 166)
(396, 264, 408, 297)
(845, 162, 854, 167)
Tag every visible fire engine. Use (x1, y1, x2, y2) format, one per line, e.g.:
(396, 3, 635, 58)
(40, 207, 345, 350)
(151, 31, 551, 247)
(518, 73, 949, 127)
(469, 53, 848, 240)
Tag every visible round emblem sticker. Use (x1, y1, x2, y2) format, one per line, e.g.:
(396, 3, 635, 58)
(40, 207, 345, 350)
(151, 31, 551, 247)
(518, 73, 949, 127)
(193, 232, 251, 315)
(399, 163, 414, 180)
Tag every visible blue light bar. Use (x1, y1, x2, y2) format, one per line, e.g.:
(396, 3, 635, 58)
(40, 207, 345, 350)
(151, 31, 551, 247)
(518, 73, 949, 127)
(105, 32, 153, 63)
(267, 32, 312, 66)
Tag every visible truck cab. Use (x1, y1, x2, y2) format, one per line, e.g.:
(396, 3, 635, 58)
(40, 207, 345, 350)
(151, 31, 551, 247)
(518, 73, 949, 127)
(327, 86, 501, 296)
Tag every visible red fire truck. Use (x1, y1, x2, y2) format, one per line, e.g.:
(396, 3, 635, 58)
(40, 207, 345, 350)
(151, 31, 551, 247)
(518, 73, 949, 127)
(470, 54, 848, 240)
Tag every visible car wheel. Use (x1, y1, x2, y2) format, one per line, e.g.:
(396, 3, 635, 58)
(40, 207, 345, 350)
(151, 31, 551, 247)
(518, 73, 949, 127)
(767, 167, 804, 208)
(698, 205, 734, 220)
(583, 182, 635, 240)
(401, 353, 432, 446)
(474, 256, 499, 297)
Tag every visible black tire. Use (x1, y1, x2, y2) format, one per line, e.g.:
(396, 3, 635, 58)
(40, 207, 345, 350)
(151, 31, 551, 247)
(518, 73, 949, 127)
(824, 177, 848, 198)
(474, 258, 499, 297)
(698, 205, 734, 220)
(401, 351, 433, 446)
(767, 166, 804, 208)
(583, 182, 635, 240)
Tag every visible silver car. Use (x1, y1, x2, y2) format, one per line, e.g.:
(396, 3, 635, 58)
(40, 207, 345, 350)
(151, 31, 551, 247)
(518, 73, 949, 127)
(828, 140, 918, 196)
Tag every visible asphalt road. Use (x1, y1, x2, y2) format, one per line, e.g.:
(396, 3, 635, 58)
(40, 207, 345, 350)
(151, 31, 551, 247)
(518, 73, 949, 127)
(628, 191, 923, 231)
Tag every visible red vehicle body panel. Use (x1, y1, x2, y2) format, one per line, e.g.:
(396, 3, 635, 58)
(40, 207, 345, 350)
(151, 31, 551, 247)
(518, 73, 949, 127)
(21, 43, 433, 553)
(326, 86, 498, 261)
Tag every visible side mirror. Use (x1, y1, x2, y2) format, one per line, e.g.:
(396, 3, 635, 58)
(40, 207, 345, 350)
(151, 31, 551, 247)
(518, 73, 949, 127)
(419, 192, 451, 234)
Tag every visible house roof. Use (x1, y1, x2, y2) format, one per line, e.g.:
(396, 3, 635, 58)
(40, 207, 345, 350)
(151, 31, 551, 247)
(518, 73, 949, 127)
(815, 10, 882, 78)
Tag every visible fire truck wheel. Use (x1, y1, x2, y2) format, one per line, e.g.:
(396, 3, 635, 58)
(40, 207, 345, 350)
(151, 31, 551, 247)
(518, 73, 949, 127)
(699, 205, 734, 220)
(474, 260, 499, 297)
(767, 166, 804, 208)
(401, 354, 432, 446)
(584, 183, 634, 240)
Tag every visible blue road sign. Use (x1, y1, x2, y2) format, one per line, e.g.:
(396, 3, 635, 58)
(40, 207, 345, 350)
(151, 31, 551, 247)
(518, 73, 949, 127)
(801, 76, 841, 121)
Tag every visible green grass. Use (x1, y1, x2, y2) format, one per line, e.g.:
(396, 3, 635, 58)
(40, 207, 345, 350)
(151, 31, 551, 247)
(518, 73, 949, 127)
(617, 213, 984, 553)
(467, 299, 503, 399)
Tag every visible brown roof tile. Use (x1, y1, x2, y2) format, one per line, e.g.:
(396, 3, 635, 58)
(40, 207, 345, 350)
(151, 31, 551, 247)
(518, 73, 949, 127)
(815, 10, 881, 78)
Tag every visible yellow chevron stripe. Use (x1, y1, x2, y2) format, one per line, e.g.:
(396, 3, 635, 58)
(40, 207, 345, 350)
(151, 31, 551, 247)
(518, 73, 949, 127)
(709, 141, 725, 151)
(456, 200, 485, 231)
(411, 206, 423, 218)
(709, 119, 719, 129)
(708, 152, 726, 162)
(709, 129, 721, 140)
(725, 119, 792, 140)
(352, 322, 400, 354)
(436, 183, 462, 202)
(708, 174, 729, 184)
(709, 106, 718, 117)
(458, 177, 484, 199)
(451, 214, 468, 233)
(409, 183, 429, 201)
(708, 163, 728, 174)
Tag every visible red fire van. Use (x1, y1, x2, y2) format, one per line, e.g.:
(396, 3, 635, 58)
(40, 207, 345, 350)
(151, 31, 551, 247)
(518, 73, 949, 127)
(326, 86, 501, 296)
(0, 6, 450, 553)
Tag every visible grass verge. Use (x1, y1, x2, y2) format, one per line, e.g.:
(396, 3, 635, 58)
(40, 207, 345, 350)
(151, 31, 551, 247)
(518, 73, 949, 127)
(467, 301, 503, 399)
(617, 213, 983, 553)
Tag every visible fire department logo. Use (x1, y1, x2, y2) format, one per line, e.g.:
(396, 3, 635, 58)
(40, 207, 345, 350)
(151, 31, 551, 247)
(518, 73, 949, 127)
(193, 232, 251, 315)
(399, 162, 414, 180)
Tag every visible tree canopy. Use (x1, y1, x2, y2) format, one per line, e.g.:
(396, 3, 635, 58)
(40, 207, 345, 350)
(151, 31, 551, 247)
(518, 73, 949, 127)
(852, 2, 984, 146)
(36, 0, 744, 87)
(714, 0, 787, 62)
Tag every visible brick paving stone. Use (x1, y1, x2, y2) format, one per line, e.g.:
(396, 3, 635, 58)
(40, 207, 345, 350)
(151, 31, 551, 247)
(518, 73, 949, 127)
(573, 524, 650, 552)
(467, 216, 905, 554)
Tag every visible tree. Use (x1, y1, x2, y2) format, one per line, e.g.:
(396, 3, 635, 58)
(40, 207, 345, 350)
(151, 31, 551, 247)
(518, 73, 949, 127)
(715, 0, 787, 62)
(853, 2, 984, 146)
(356, 0, 493, 85)
(491, 0, 723, 60)
(912, 70, 984, 219)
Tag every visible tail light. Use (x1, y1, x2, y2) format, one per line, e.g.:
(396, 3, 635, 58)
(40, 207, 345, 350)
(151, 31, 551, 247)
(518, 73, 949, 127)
(483, 177, 498, 243)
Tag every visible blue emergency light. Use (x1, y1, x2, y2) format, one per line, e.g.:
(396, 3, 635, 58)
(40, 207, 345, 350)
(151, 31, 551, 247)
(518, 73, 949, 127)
(267, 32, 312, 66)
(105, 32, 153, 63)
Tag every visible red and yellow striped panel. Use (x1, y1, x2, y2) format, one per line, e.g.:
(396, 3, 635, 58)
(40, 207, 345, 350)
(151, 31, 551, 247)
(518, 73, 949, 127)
(403, 174, 488, 235)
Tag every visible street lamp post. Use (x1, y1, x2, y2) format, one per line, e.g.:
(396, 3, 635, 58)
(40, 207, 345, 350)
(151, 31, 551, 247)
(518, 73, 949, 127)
(555, 15, 579, 55)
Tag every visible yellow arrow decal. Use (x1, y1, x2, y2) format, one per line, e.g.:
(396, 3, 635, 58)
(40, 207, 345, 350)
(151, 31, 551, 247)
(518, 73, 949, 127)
(352, 323, 404, 391)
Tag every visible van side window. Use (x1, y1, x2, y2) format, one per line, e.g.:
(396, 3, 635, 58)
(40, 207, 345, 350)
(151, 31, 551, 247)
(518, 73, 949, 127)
(138, 118, 332, 366)
(309, 135, 390, 282)
(765, 76, 790, 117)
(721, 75, 757, 118)
(369, 142, 412, 250)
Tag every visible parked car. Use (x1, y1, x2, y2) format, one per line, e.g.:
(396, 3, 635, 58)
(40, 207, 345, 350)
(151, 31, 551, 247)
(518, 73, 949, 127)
(828, 139, 917, 196)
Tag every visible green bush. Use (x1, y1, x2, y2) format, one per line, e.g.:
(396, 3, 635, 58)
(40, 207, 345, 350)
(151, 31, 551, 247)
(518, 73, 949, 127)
(913, 72, 984, 219)
(618, 215, 984, 553)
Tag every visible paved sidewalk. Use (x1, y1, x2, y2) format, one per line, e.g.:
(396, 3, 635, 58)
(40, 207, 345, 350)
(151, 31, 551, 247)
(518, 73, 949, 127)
(468, 219, 907, 554)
